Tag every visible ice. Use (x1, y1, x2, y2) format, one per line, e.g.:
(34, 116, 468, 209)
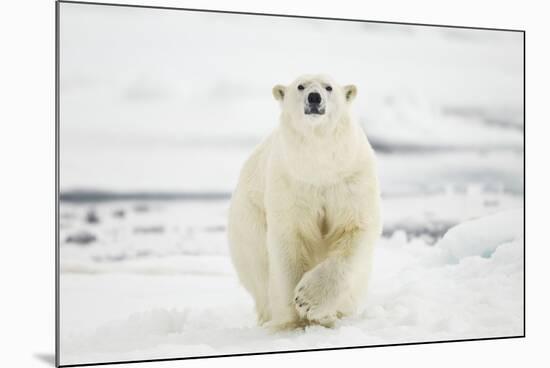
(59, 202, 523, 365)
(58, 189, 524, 364)
(438, 209, 523, 262)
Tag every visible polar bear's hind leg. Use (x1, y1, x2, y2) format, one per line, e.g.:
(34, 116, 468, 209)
(228, 195, 271, 325)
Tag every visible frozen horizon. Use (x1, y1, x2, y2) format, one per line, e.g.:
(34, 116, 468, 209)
(59, 2, 523, 194)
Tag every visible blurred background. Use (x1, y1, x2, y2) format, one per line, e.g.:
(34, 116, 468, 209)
(58, 3, 523, 365)
(59, 3, 523, 195)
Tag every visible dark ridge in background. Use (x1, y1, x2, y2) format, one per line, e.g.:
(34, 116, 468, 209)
(60, 190, 232, 203)
(367, 140, 524, 154)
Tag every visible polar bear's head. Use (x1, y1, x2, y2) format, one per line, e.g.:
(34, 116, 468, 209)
(272, 75, 357, 130)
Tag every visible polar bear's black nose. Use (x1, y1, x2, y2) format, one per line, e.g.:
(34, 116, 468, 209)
(308, 92, 322, 104)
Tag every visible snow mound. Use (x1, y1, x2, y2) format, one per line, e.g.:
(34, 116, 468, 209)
(438, 209, 523, 262)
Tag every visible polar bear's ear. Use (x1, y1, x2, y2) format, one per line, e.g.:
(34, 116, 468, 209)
(344, 85, 357, 102)
(272, 85, 286, 101)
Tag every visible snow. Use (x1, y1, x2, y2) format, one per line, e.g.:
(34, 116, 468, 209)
(57, 2, 524, 366)
(59, 196, 523, 365)
(438, 209, 523, 262)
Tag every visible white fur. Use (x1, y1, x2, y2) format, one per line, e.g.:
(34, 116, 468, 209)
(228, 75, 382, 330)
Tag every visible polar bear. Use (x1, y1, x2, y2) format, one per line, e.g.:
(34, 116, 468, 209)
(228, 74, 381, 330)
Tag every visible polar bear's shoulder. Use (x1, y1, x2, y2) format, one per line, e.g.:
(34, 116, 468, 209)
(235, 132, 276, 196)
(243, 133, 275, 173)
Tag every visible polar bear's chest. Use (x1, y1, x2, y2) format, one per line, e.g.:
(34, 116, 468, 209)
(291, 181, 358, 242)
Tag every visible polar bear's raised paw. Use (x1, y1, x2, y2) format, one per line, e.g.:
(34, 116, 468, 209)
(293, 267, 341, 326)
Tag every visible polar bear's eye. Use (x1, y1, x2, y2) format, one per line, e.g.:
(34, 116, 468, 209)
(297, 85, 305, 91)
(325, 86, 333, 92)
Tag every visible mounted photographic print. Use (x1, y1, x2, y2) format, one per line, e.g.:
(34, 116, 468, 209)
(56, 1, 525, 366)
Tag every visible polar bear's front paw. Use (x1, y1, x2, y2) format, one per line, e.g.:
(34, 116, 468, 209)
(293, 269, 340, 326)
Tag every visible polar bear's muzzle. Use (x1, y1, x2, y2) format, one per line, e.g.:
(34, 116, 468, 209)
(304, 92, 325, 115)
